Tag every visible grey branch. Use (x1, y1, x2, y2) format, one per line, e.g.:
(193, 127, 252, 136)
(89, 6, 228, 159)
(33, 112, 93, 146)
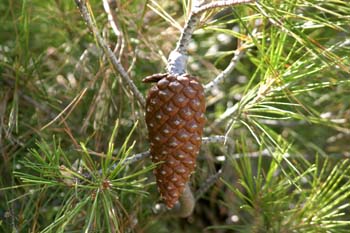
(214, 103, 239, 125)
(75, 0, 146, 108)
(194, 0, 253, 15)
(195, 168, 223, 201)
(81, 135, 227, 180)
(120, 150, 150, 165)
(166, 0, 204, 74)
(102, 0, 125, 59)
(213, 149, 310, 162)
(204, 48, 244, 92)
(174, 0, 203, 55)
(122, 135, 227, 164)
(202, 135, 227, 144)
(102, 0, 122, 40)
(167, 0, 253, 75)
(215, 148, 272, 162)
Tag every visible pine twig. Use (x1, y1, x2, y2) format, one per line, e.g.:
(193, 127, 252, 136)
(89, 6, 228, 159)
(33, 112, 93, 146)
(75, 0, 146, 108)
(118, 150, 150, 165)
(214, 148, 271, 162)
(166, 0, 201, 75)
(204, 48, 245, 92)
(167, 0, 253, 75)
(194, 0, 253, 15)
(122, 135, 227, 163)
(41, 88, 88, 130)
(117, 136, 228, 164)
(195, 168, 223, 201)
(102, 0, 125, 58)
(81, 135, 227, 180)
(194, 133, 236, 200)
(173, 0, 203, 55)
(81, 136, 227, 188)
(119, 135, 226, 164)
(213, 103, 239, 125)
(202, 135, 227, 144)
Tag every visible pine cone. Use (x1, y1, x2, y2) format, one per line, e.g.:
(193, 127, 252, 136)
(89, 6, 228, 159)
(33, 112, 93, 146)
(143, 73, 206, 208)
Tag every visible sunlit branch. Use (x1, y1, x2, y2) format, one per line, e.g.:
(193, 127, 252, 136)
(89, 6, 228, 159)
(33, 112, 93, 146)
(75, 0, 146, 108)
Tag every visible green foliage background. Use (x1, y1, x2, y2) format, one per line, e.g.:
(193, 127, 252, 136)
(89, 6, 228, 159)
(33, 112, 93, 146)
(1, 0, 350, 232)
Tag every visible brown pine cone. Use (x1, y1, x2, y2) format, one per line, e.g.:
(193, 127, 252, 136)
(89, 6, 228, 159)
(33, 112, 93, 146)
(143, 73, 206, 208)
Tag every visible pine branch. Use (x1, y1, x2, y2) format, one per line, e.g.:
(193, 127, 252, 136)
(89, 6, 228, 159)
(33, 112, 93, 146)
(74, 0, 146, 108)
(195, 168, 223, 201)
(204, 47, 245, 92)
(174, 0, 203, 55)
(90, 135, 227, 167)
(203, 135, 227, 144)
(102, 0, 125, 58)
(123, 135, 227, 163)
(194, 0, 253, 15)
(167, 0, 254, 75)
(214, 103, 239, 125)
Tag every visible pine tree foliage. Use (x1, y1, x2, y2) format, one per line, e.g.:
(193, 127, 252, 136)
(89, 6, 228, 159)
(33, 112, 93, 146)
(1, 0, 350, 232)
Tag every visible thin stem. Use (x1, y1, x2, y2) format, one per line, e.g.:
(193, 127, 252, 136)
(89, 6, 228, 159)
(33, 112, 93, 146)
(87, 135, 227, 165)
(167, 0, 253, 75)
(213, 103, 239, 125)
(174, 0, 203, 55)
(118, 150, 150, 165)
(81, 135, 227, 179)
(195, 168, 223, 201)
(122, 135, 227, 163)
(102, 0, 122, 41)
(75, 0, 146, 108)
(194, 0, 253, 15)
(102, 0, 124, 58)
(202, 135, 227, 144)
(204, 48, 245, 92)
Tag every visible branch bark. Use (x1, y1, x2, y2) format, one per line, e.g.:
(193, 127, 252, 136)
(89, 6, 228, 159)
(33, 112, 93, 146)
(194, 0, 253, 15)
(102, 0, 124, 59)
(167, 0, 253, 75)
(75, 0, 146, 108)
(204, 47, 245, 92)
